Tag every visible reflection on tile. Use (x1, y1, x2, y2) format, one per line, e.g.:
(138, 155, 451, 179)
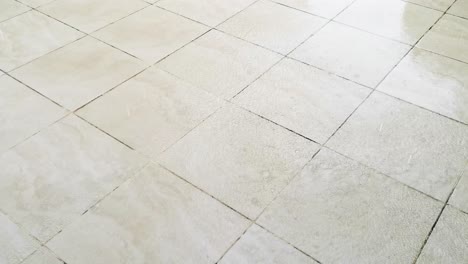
(220, 225, 317, 264)
(448, 0, 468, 19)
(0, 115, 147, 242)
(0, 11, 83, 71)
(159, 105, 319, 219)
(272, 0, 354, 18)
(0, 212, 38, 264)
(291, 22, 410, 87)
(450, 171, 468, 214)
(158, 30, 282, 99)
(379, 48, 468, 124)
(406, 0, 455, 11)
(327, 93, 468, 201)
(0, 75, 67, 155)
(78, 67, 224, 159)
(0, 0, 30, 22)
(22, 248, 62, 264)
(234, 58, 369, 143)
(11, 37, 146, 110)
(48, 165, 250, 264)
(259, 149, 442, 264)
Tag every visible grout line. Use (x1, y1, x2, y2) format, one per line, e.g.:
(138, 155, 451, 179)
(214, 221, 256, 263)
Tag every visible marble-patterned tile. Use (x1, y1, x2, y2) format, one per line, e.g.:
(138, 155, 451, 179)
(450, 171, 468, 214)
(258, 149, 443, 264)
(0, 115, 147, 242)
(290, 22, 410, 87)
(159, 105, 319, 219)
(77, 67, 224, 159)
(11, 37, 146, 110)
(417, 206, 468, 264)
(0, 212, 38, 264)
(405, 0, 456, 11)
(234, 58, 370, 143)
(0, 11, 83, 71)
(22, 248, 62, 264)
(48, 164, 250, 264)
(272, 0, 354, 19)
(448, 0, 468, 19)
(219, 225, 317, 264)
(93, 6, 209, 63)
(326, 93, 468, 201)
(218, 0, 327, 54)
(0, 75, 67, 155)
(418, 14, 468, 63)
(0, 0, 30, 22)
(39, 0, 149, 33)
(157, 30, 282, 99)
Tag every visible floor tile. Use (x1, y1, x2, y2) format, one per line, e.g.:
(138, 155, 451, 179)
(448, 0, 468, 19)
(219, 225, 317, 264)
(272, 0, 354, 18)
(93, 6, 208, 63)
(39, 0, 149, 33)
(450, 171, 468, 214)
(159, 105, 319, 219)
(157, 30, 282, 99)
(0, 11, 83, 71)
(258, 148, 443, 264)
(379, 48, 468, 124)
(336, 0, 442, 44)
(290, 22, 410, 87)
(0, 75, 67, 155)
(11, 37, 146, 110)
(0, 212, 38, 264)
(156, 0, 256, 27)
(0, 0, 30, 23)
(218, 0, 326, 54)
(48, 164, 250, 264)
(326, 93, 468, 201)
(17, 0, 54, 8)
(234, 58, 370, 143)
(418, 14, 468, 63)
(0, 115, 147, 242)
(78, 67, 224, 159)
(417, 206, 468, 264)
(405, 0, 456, 11)
(22, 248, 62, 264)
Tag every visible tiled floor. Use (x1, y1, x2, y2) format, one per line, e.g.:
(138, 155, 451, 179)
(1, 0, 468, 263)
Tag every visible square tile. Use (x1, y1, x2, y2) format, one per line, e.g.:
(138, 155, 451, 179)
(0, 75, 67, 155)
(450, 171, 468, 214)
(39, 0, 148, 33)
(417, 206, 468, 264)
(0, 212, 38, 264)
(258, 149, 442, 264)
(218, 0, 326, 54)
(448, 0, 468, 19)
(418, 14, 468, 63)
(220, 225, 317, 264)
(11, 37, 146, 110)
(0, 0, 30, 23)
(17, 0, 54, 8)
(78, 67, 224, 159)
(326, 93, 468, 201)
(156, 0, 256, 27)
(157, 30, 282, 99)
(406, 0, 455, 11)
(234, 58, 370, 143)
(93, 6, 208, 63)
(290, 22, 410, 87)
(0, 11, 82, 71)
(48, 165, 250, 264)
(159, 105, 319, 219)
(336, 0, 442, 44)
(0, 115, 147, 242)
(272, 0, 354, 19)
(379, 48, 468, 124)
(22, 248, 62, 264)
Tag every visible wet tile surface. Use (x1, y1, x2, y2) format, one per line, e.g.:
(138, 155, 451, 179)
(0, 212, 38, 264)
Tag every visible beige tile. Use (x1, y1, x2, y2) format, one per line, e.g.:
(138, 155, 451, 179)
(417, 206, 468, 264)
(290, 22, 410, 87)
(0, 11, 83, 71)
(258, 149, 442, 264)
(336, 0, 442, 44)
(418, 14, 468, 63)
(449, 0, 468, 19)
(405, 0, 455, 11)
(158, 30, 282, 99)
(39, 0, 149, 33)
(22, 248, 62, 264)
(48, 164, 250, 264)
(159, 105, 319, 219)
(0, 0, 30, 22)
(93, 6, 208, 63)
(272, 0, 354, 18)
(78, 67, 224, 159)
(11, 37, 146, 110)
(218, 1, 327, 54)
(326, 93, 468, 201)
(156, 0, 256, 27)
(379, 48, 468, 124)
(0, 212, 38, 264)
(0, 75, 67, 155)
(0, 115, 147, 242)
(450, 171, 468, 214)
(17, 0, 54, 8)
(220, 225, 317, 264)
(234, 58, 369, 143)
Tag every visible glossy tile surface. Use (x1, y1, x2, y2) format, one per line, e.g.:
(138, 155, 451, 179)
(0, 0, 29, 22)
(0, 212, 38, 264)
(272, 0, 354, 18)
(448, 0, 468, 18)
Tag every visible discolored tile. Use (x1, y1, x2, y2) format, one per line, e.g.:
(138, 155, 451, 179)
(405, 0, 455, 11)
(448, 0, 468, 19)
(272, 0, 354, 19)
(450, 171, 468, 214)
(22, 248, 62, 264)
(0, 0, 30, 22)
(0, 212, 38, 264)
